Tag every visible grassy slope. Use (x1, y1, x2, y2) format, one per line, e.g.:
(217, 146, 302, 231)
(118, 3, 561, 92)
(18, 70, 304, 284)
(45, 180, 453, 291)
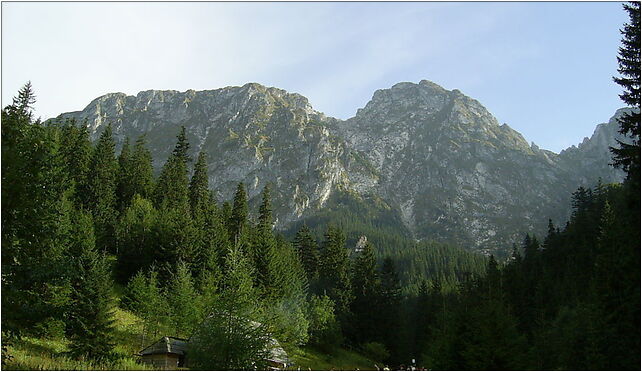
(287, 345, 379, 371)
(5, 293, 375, 371)
(5, 291, 151, 370)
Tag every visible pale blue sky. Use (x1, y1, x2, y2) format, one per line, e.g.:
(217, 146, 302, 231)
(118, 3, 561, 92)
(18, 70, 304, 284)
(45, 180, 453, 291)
(2, 2, 627, 152)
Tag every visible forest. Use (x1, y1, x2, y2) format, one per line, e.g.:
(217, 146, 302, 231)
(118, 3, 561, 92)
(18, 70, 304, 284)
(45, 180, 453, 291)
(1, 2, 639, 371)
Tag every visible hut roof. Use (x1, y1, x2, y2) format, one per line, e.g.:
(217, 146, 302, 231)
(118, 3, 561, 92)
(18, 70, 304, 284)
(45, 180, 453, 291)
(139, 336, 188, 356)
(266, 338, 288, 364)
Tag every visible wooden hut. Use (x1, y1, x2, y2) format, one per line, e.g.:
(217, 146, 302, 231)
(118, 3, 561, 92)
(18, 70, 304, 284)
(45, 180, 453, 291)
(265, 337, 289, 370)
(139, 336, 188, 369)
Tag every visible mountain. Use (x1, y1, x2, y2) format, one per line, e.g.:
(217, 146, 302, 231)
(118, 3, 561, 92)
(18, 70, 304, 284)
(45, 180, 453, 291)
(51, 80, 626, 255)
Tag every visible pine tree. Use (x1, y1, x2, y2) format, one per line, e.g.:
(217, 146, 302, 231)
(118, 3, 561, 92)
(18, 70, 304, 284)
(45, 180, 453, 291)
(88, 124, 119, 253)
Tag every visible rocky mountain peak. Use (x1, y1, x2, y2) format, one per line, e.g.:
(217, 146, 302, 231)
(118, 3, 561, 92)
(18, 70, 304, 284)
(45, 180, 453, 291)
(51, 80, 626, 255)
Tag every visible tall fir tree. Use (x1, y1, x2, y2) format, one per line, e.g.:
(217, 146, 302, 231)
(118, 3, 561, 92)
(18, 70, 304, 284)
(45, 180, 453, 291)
(252, 185, 278, 295)
(611, 1, 641, 183)
(129, 135, 155, 201)
(116, 137, 132, 212)
(349, 241, 379, 344)
(67, 218, 115, 360)
(2, 83, 72, 333)
(230, 182, 249, 242)
(115, 195, 158, 283)
(155, 126, 190, 212)
(318, 226, 353, 320)
(378, 257, 402, 357)
(294, 224, 320, 290)
(189, 151, 211, 219)
(168, 261, 203, 338)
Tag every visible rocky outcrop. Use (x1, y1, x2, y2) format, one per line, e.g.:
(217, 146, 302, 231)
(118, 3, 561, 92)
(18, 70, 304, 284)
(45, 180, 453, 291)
(52, 80, 627, 254)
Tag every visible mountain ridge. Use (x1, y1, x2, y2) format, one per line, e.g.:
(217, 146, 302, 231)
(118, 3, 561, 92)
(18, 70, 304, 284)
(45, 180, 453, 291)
(51, 80, 627, 255)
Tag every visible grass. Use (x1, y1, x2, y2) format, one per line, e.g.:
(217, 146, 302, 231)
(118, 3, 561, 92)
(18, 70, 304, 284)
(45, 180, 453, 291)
(4, 306, 151, 371)
(288, 345, 380, 371)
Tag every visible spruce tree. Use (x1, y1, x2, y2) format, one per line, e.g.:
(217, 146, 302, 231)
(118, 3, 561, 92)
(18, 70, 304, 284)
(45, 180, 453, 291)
(88, 124, 119, 253)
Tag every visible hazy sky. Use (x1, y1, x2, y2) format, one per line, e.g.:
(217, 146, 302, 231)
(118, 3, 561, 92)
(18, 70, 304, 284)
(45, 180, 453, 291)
(2, 2, 627, 152)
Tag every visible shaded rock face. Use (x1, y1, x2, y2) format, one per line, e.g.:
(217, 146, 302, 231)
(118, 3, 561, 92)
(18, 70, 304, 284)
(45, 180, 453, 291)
(53, 81, 626, 254)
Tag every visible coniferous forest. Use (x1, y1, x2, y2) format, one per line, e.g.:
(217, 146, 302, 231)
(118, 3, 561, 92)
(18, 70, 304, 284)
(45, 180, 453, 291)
(1, 2, 640, 371)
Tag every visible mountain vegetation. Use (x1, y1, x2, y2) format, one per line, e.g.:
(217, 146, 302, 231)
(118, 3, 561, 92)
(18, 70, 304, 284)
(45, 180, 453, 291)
(1, 3, 639, 370)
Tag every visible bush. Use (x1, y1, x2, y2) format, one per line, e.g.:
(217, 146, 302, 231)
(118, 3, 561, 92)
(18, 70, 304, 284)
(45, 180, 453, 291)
(188, 314, 271, 370)
(307, 295, 343, 349)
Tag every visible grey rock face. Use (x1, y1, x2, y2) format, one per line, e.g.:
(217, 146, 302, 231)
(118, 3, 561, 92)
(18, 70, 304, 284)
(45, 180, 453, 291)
(53, 80, 626, 254)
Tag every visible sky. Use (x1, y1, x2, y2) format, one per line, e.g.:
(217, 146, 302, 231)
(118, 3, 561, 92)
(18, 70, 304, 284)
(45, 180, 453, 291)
(1, 2, 628, 153)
